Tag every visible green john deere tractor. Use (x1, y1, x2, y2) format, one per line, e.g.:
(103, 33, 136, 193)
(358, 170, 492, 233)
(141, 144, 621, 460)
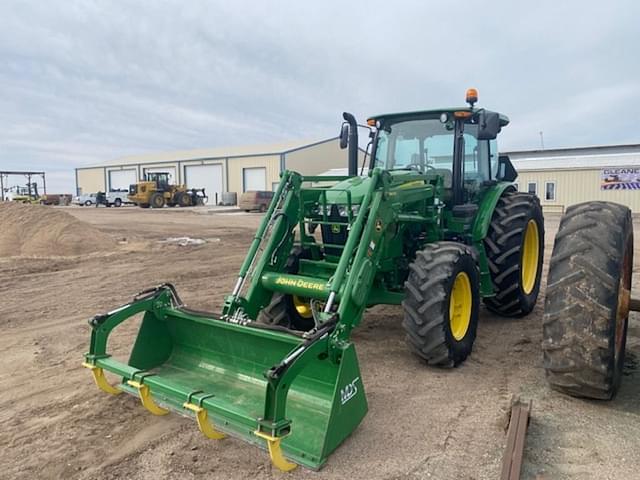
(83, 89, 544, 470)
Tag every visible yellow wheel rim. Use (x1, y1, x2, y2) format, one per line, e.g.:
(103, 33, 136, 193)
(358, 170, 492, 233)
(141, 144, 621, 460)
(449, 272, 472, 341)
(292, 295, 313, 319)
(521, 219, 540, 295)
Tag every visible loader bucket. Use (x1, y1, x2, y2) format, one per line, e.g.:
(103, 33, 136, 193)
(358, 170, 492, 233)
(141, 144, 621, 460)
(84, 287, 367, 470)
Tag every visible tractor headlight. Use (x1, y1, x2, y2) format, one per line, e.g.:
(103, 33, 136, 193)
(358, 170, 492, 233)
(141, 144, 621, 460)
(337, 204, 360, 217)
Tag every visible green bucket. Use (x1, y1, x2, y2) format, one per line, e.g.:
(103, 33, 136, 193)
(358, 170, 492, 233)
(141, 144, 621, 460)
(84, 288, 367, 470)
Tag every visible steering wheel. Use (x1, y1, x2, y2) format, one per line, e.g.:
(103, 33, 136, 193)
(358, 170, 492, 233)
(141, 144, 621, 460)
(405, 163, 436, 173)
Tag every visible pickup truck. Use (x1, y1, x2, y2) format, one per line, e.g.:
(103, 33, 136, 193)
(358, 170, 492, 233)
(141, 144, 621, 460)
(73, 191, 130, 207)
(73, 193, 97, 206)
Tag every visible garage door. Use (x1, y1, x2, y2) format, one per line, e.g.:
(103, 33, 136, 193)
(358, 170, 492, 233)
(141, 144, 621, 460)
(108, 169, 137, 191)
(184, 164, 223, 205)
(143, 167, 177, 184)
(243, 167, 266, 192)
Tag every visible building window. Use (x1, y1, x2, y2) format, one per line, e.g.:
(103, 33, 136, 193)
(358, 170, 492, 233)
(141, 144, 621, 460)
(545, 182, 556, 201)
(527, 182, 537, 195)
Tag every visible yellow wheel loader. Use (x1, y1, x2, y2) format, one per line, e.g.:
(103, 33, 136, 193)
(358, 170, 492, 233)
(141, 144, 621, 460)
(128, 172, 206, 208)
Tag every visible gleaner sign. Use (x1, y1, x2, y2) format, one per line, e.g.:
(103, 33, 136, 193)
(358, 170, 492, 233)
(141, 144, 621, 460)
(601, 167, 640, 190)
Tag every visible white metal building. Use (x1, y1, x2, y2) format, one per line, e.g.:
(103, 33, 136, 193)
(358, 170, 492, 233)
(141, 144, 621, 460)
(75, 138, 364, 205)
(507, 143, 640, 213)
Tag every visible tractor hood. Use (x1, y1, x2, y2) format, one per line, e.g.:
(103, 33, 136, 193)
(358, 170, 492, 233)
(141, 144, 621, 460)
(323, 170, 422, 205)
(324, 175, 370, 205)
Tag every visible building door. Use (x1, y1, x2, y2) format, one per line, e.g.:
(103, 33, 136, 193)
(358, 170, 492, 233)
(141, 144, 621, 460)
(184, 164, 223, 205)
(243, 167, 266, 192)
(108, 169, 137, 191)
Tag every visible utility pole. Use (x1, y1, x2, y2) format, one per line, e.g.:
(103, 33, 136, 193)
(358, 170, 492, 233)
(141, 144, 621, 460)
(539, 131, 545, 150)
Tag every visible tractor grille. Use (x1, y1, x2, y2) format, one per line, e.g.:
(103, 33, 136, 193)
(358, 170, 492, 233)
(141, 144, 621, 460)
(320, 205, 348, 257)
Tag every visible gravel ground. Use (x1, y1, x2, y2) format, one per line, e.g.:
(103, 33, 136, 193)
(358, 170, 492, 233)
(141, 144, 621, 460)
(0, 207, 638, 479)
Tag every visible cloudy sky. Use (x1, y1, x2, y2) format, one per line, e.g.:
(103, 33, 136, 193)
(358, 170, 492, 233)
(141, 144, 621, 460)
(1, 1, 639, 192)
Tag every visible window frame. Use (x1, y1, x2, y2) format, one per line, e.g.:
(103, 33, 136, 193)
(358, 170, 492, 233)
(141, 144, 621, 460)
(544, 181, 556, 201)
(527, 182, 538, 196)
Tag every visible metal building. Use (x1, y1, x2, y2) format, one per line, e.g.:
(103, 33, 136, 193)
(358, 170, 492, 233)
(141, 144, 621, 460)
(507, 143, 640, 213)
(75, 138, 363, 205)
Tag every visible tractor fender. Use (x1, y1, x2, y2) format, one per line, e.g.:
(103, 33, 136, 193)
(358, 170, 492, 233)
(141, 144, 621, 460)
(471, 182, 516, 242)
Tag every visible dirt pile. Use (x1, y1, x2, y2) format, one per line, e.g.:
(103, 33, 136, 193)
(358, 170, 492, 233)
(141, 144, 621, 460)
(0, 203, 116, 257)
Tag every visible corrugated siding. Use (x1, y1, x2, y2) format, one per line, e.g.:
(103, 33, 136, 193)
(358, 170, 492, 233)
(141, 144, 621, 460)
(284, 139, 357, 175)
(76, 168, 105, 194)
(227, 155, 280, 194)
(84, 138, 335, 168)
(515, 169, 640, 213)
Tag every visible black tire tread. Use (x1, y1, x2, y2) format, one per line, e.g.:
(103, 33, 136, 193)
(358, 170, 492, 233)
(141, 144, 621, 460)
(402, 241, 479, 367)
(484, 191, 544, 317)
(542, 201, 632, 399)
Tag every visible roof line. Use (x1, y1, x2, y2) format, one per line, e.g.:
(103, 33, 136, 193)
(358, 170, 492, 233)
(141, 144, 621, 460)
(81, 137, 341, 169)
(281, 136, 337, 154)
(504, 142, 640, 155)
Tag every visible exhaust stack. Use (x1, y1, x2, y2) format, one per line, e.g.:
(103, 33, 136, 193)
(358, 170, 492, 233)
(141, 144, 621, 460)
(342, 112, 358, 176)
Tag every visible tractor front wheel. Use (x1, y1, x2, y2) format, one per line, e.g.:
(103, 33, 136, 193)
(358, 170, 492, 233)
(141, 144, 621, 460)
(543, 202, 632, 399)
(402, 242, 480, 367)
(150, 192, 165, 208)
(484, 191, 544, 317)
(257, 247, 315, 332)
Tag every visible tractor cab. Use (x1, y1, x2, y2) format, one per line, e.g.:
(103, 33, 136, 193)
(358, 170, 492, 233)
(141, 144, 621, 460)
(145, 172, 172, 191)
(367, 89, 513, 208)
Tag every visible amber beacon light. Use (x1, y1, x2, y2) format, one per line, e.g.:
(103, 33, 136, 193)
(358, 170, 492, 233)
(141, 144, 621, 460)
(466, 88, 478, 107)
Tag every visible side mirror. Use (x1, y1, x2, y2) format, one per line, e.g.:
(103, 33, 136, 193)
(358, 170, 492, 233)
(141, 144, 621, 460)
(496, 155, 518, 182)
(477, 111, 501, 140)
(339, 123, 349, 149)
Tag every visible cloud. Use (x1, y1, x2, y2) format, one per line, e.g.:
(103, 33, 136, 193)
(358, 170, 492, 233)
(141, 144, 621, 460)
(1, 0, 639, 191)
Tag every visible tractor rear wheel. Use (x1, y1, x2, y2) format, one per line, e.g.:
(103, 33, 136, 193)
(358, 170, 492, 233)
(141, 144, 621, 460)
(402, 242, 480, 367)
(484, 191, 544, 317)
(257, 247, 315, 331)
(543, 202, 633, 399)
(150, 192, 165, 208)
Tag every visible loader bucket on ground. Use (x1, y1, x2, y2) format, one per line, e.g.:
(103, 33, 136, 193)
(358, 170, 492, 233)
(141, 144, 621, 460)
(84, 287, 367, 470)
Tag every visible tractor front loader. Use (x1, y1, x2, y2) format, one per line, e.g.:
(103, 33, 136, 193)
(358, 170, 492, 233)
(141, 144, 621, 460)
(84, 90, 544, 470)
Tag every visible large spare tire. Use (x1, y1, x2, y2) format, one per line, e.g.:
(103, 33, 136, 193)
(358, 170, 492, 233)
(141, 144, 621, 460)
(542, 201, 632, 399)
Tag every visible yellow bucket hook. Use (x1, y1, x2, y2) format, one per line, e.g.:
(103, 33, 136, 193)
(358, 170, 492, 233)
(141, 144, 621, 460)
(82, 362, 121, 395)
(183, 402, 226, 440)
(126, 380, 169, 416)
(254, 430, 297, 472)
